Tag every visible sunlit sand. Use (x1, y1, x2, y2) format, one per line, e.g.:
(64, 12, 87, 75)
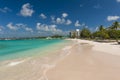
(0, 39, 120, 80)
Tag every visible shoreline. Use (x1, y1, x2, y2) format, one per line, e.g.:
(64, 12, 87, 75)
(0, 39, 74, 80)
(46, 39, 120, 80)
(0, 39, 120, 80)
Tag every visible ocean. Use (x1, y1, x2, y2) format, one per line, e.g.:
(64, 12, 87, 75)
(0, 39, 73, 80)
(0, 39, 68, 61)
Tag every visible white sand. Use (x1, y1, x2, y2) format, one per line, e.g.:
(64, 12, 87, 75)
(76, 39, 120, 55)
(47, 39, 120, 80)
(0, 39, 120, 80)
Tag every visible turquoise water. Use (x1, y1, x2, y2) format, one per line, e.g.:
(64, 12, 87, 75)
(0, 39, 66, 61)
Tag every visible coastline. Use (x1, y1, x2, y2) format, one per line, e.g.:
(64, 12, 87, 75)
(46, 39, 120, 80)
(0, 39, 120, 80)
(0, 39, 74, 80)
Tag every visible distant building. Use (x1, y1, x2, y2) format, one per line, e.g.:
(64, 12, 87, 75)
(76, 29, 80, 38)
(70, 29, 81, 38)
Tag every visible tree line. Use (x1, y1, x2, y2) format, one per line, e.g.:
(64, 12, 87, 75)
(72, 21, 120, 41)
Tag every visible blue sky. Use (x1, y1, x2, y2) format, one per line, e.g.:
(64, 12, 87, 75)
(0, 0, 120, 38)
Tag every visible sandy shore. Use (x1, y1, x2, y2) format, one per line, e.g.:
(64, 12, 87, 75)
(47, 39, 120, 80)
(0, 39, 120, 80)
(0, 40, 73, 80)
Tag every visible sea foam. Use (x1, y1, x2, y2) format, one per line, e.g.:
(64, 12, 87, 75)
(7, 60, 25, 67)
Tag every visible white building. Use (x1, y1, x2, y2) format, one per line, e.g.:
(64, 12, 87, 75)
(70, 29, 81, 38)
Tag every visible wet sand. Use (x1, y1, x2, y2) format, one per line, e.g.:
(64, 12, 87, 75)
(0, 39, 120, 80)
(0, 40, 73, 80)
(47, 41, 120, 80)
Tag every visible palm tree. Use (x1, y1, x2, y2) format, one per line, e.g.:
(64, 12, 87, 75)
(108, 21, 120, 42)
(110, 21, 120, 30)
(80, 28, 91, 39)
(98, 25, 109, 39)
(99, 25, 105, 31)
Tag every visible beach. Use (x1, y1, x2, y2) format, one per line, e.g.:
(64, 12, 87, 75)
(1, 0, 120, 80)
(47, 39, 120, 80)
(0, 39, 120, 80)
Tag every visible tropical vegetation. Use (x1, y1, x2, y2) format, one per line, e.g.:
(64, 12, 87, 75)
(71, 21, 120, 42)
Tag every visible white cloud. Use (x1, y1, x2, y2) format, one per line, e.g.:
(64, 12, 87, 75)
(95, 27, 99, 31)
(51, 16, 56, 23)
(0, 7, 11, 13)
(36, 23, 41, 30)
(7, 23, 19, 30)
(0, 28, 2, 31)
(56, 17, 71, 25)
(17, 24, 33, 32)
(85, 26, 88, 28)
(56, 18, 66, 24)
(53, 17, 72, 25)
(25, 27, 33, 32)
(66, 19, 72, 25)
(37, 23, 49, 31)
(117, 0, 120, 2)
(107, 16, 120, 21)
(51, 13, 72, 26)
(0, 26, 4, 34)
(0, 26, 4, 31)
(81, 23, 85, 26)
(49, 25, 58, 32)
(40, 13, 47, 19)
(75, 20, 81, 27)
(56, 18, 62, 24)
(7, 23, 33, 32)
(62, 13, 68, 18)
(36, 23, 62, 34)
(61, 18, 66, 23)
(20, 3, 34, 17)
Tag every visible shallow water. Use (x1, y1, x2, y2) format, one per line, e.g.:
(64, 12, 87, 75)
(0, 39, 73, 80)
(0, 39, 69, 61)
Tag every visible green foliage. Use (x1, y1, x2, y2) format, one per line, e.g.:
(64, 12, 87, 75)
(70, 31, 77, 38)
(80, 28, 91, 38)
(108, 30, 120, 39)
(69, 21, 120, 41)
(51, 35, 63, 38)
(92, 25, 110, 39)
(99, 25, 105, 31)
(92, 21, 120, 40)
(106, 21, 120, 41)
(110, 21, 120, 30)
(92, 31, 109, 39)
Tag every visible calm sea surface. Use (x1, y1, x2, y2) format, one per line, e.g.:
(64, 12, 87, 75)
(0, 39, 67, 61)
